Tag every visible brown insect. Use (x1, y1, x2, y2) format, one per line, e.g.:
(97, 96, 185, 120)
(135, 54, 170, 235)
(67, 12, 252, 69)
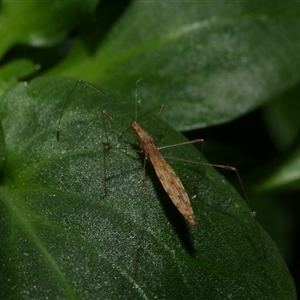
(131, 120, 198, 226)
(56, 79, 201, 226)
(57, 79, 266, 257)
(104, 110, 266, 254)
(101, 106, 202, 226)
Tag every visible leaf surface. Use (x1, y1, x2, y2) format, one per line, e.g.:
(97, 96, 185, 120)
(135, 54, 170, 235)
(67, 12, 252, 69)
(48, 1, 300, 130)
(0, 77, 295, 299)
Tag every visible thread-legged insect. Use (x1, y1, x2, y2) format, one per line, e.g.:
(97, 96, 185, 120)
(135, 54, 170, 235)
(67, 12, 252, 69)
(56, 79, 266, 266)
(57, 80, 202, 226)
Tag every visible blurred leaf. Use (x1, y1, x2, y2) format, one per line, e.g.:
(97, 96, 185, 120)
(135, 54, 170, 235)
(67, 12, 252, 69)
(0, 77, 295, 299)
(250, 195, 298, 264)
(0, 0, 100, 55)
(0, 0, 101, 95)
(263, 83, 300, 151)
(0, 59, 37, 79)
(249, 134, 300, 194)
(0, 59, 38, 96)
(48, 0, 300, 130)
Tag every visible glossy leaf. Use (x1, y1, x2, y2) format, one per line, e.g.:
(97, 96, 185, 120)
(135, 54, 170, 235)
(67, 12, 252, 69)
(0, 77, 295, 299)
(249, 136, 300, 194)
(0, 0, 100, 54)
(48, 0, 300, 130)
(263, 83, 300, 151)
(0, 0, 101, 94)
(0, 60, 38, 97)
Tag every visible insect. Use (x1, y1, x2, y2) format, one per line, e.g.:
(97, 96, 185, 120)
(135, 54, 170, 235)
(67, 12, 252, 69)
(130, 119, 198, 225)
(132, 120, 197, 225)
(57, 79, 202, 225)
(56, 79, 265, 256)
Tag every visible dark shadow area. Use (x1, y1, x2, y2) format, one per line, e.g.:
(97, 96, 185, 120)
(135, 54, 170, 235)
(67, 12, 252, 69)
(264, 196, 300, 292)
(0, 169, 4, 186)
(78, 0, 134, 55)
(0, 40, 73, 80)
(183, 109, 278, 175)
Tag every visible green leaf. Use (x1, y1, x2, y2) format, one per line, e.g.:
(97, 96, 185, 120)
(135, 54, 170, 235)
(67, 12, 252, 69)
(0, 77, 295, 299)
(262, 83, 300, 151)
(0, 0, 101, 95)
(0, 60, 38, 96)
(0, 0, 100, 54)
(248, 135, 300, 194)
(48, 0, 300, 130)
